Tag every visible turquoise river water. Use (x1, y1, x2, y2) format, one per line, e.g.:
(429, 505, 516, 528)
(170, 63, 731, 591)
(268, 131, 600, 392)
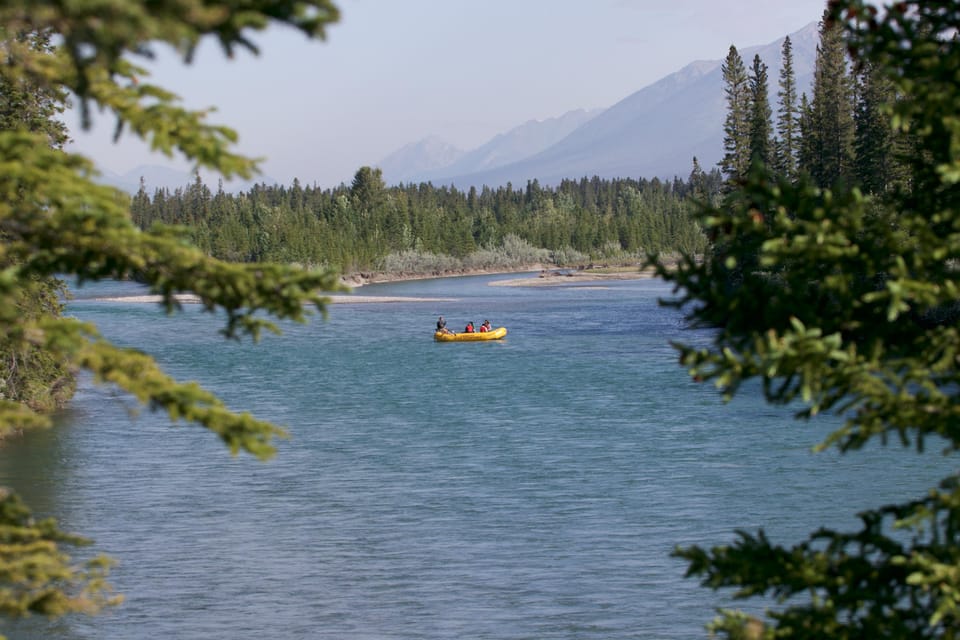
(0, 273, 950, 639)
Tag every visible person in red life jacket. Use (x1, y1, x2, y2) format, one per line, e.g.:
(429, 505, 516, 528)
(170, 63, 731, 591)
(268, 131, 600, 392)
(479, 320, 491, 333)
(464, 321, 475, 333)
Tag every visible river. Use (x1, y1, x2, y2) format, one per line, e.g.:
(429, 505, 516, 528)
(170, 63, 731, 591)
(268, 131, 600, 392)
(0, 273, 948, 639)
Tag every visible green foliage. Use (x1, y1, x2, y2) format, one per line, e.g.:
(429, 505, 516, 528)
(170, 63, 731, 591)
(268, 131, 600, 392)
(551, 245, 590, 267)
(462, 235, 550, 270)
(378, 235, 552, 276)
(381, 249, 460, 274)
(0, 277, 75, 415)
(0, 489, 121, 619)
(0, 30, 68, 150)
(0, 0, 343, 630)
(655, 1, 960, 636)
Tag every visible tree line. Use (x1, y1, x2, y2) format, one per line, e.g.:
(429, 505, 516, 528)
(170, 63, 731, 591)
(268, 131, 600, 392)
(129, 167, 719, 275)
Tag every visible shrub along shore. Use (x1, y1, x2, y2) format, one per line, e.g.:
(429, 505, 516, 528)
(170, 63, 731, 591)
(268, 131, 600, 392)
(340, 260, 662, 288)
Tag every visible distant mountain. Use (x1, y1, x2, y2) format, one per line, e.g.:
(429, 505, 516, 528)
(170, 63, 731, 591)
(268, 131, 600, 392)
(382, 108, 601, 185)
(397, 22, 818, 189)
(377, 136, 464, 184)
(97, 164, 276, 195)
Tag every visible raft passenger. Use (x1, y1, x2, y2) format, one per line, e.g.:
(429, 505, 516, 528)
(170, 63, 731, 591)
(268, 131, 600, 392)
(436, 316, 453, 335)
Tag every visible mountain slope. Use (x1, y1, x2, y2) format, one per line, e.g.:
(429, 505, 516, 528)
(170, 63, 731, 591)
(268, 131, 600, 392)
(407, 108, 601, 183)
(377, 136, 465, 184)
(379, 109, 600, 185)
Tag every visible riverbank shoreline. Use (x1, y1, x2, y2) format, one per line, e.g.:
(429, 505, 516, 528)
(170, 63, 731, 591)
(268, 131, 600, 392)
(92, 262, 669, 304)
(488, 267, 659, 287)
(93, 294, 459, 304)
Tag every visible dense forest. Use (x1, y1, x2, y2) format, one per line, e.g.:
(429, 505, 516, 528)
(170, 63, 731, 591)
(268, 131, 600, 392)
(129, 170, 719, 276)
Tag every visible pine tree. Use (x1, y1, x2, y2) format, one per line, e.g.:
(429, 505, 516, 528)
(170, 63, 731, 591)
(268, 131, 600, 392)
(719, 45, 751, 186)
(775, 36, 800, 181)
(350, 166, 386, 216)
(747, 54, 773, 168)
(797, 92, 815, 176)
(689, 156, 707, 200)
(807, 9, 856, 187)
(130, 178, 152, 228)
(854, 58, 906, 195)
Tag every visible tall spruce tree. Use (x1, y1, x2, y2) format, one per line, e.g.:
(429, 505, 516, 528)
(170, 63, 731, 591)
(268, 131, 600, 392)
(719, 45, 751, 187)
(689, 156, 707, 201)
(747, 54, 773, 169)
(775, 35, 800, 181)
(350, 165, 387, 215)
(797, 92, 815, 176)
(807, 8, 856, 187)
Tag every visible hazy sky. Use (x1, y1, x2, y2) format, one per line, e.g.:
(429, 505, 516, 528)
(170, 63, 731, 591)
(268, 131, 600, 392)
(67, 0, 828, 188)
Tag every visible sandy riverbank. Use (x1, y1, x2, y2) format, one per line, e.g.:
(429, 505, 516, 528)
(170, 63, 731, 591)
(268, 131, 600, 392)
(92, 263, 666, 304)
(488, 267, 657, 287)
(93, 294, 458, 304)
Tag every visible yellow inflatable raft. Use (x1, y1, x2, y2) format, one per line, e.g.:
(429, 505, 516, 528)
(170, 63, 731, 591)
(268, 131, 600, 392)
(434, 327, 507, 342)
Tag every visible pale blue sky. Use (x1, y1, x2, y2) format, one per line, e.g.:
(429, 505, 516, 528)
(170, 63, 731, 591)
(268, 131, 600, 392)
(68, 0, 828, 188)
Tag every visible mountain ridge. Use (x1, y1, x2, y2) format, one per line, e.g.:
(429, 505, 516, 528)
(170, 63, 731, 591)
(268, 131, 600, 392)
(382, 21, 819, 189)
(379, 108, 602, 185)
